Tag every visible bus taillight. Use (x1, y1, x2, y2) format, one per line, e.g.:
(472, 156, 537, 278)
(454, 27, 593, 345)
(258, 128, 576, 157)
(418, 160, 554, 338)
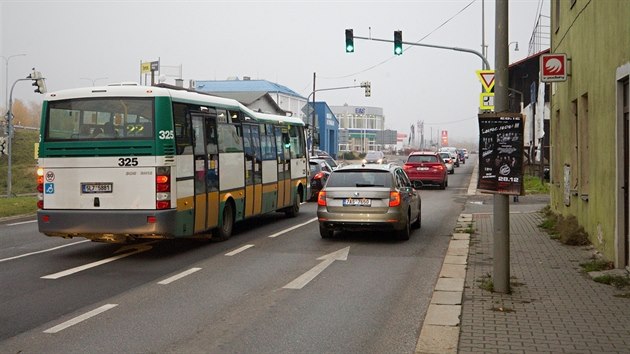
(156, 166, 171, 209)
(37, 168, 44, 209)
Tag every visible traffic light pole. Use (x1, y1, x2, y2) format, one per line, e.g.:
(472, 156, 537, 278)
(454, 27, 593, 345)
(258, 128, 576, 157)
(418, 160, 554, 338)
(5, 77, 39, 197)
(307, 82, 370, 156)
(352, 35, 491, 70)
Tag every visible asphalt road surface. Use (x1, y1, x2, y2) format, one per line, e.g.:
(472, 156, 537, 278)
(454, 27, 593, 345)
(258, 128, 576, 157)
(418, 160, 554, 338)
(0, 155, 477, 353)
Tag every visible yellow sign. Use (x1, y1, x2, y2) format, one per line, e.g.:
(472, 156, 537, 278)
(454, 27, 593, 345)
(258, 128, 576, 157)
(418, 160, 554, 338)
(480, 93, 494, 111)
(476, 70, 495, 93)
(141, 62, 151, 74)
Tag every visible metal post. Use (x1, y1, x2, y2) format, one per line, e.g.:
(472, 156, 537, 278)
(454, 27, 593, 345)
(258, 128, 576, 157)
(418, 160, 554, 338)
(6, 78, 30, 196)
(493, 0, 510, 294)
(311, 72, 316, 156)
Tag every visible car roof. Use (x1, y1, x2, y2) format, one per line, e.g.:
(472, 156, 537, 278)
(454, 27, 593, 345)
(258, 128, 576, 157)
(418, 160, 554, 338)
(334, 163, 397, 172)
(409, 151, 438, 156)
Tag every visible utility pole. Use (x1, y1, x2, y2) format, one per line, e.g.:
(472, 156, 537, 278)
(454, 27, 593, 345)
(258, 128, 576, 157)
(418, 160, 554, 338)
(493, 0, 510, 294)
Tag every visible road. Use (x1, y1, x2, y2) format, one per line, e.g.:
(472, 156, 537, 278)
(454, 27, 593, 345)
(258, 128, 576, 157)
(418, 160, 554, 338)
(0, 155, 477, 353)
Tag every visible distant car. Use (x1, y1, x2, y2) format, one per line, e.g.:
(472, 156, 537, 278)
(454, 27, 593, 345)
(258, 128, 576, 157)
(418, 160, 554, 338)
(363, 151, 387, 164)
(309, 158, 333, 201)
(403, 151, 448, 189)
(317, 163, 421, 240)
(438, 152, 455, 174)
(457, 149, 466, 164)
(463, 148, 469, 159)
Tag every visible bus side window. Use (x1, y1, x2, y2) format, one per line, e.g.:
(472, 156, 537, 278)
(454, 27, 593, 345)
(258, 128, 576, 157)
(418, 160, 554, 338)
(173, 104, 192, 155)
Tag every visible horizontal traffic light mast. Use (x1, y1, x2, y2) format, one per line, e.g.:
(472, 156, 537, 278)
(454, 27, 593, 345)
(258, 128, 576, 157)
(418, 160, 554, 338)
(346, 29, 491, 69)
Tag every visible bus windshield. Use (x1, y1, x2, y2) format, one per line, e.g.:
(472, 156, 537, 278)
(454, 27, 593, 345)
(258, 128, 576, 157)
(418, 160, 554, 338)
(45, 97, 154, 141)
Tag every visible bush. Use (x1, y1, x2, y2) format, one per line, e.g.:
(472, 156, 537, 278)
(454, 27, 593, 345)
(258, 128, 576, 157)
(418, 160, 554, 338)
(342, 151, 357, 160)
(538, 206, 590, 246)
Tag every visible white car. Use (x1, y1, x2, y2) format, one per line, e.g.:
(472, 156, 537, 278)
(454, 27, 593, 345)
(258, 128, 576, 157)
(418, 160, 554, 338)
(438, 152, 455, 174)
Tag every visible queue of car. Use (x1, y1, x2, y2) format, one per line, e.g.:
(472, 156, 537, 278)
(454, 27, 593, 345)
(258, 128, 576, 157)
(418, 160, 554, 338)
(309, 148, 468, 241)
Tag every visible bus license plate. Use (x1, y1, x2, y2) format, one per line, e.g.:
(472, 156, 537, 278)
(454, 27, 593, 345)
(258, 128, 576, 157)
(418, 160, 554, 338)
(81, 182, 113, 194)
(343, 198, 371, 207)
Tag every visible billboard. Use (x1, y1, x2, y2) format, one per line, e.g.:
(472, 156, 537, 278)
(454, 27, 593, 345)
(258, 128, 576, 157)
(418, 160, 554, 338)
(477, 113, 524, 195)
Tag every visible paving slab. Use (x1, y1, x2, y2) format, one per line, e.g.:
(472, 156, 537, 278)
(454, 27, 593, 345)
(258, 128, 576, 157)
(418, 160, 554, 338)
(415, 325, 459, 354)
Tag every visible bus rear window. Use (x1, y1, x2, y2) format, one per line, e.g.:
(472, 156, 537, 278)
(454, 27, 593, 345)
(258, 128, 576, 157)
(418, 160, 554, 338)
(45, 98, 154, 141)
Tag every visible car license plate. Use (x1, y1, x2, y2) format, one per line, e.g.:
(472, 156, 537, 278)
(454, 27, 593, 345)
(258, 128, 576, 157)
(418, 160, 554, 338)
(81, 182, 113, 194)
(343, 198, 371, 207)
(418, 167, 429, 171)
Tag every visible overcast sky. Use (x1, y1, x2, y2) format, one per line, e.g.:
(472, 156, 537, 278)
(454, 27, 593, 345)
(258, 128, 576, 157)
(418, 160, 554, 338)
(1, 0, 549, 143)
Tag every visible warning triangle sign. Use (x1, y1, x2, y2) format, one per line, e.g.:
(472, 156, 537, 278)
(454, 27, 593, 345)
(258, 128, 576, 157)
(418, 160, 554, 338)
(476, 70, 495, 92)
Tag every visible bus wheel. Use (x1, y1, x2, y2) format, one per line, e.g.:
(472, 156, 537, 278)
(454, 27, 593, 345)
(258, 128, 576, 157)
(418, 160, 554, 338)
(213, 202, 234, 241)
(285, 193, 300, 217)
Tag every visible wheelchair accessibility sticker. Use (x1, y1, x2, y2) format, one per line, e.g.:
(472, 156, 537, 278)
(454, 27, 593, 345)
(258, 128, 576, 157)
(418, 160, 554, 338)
(44, 183, 55, 194)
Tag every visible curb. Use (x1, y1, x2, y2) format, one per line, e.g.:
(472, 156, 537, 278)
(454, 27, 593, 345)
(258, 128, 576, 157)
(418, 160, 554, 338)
(415, 219, 471, 354)
(416, 161, 477, 353)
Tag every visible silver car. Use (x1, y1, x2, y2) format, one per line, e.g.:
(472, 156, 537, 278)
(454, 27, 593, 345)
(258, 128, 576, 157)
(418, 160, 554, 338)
(316, 164, 421, 240)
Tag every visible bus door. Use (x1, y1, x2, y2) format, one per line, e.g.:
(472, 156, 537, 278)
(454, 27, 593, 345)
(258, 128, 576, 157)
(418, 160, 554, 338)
(275, 126, 292, 208)
(243, 124, 263, 216)
(191, 113, 219, 233)
(204, 114, 220, 229)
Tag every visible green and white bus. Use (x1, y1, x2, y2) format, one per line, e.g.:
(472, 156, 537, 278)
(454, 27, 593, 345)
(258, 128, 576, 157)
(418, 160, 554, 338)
(37, 84, 308, 243)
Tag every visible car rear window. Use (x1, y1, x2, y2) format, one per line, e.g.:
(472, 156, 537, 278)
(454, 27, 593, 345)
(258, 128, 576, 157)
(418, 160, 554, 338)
(326, 170, 393, 188)
(407, 155, 438, 163)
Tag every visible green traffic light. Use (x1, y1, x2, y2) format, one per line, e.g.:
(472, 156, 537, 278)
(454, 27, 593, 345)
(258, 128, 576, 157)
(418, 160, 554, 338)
(394, 30, 403, 56)
(345, 29, 354, 53)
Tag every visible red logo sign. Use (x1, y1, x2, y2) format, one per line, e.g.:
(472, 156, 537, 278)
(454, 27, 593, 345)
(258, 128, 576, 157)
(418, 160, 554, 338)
(541, 54, 567, 82)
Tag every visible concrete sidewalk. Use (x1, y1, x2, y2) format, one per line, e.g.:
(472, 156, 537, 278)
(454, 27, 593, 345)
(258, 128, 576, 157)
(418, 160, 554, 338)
(457, 195, 630, 353)
(416, 160, 630, 353)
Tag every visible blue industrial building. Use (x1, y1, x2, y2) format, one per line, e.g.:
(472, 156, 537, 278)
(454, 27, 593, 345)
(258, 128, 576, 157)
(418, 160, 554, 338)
(309, 102, 339, 158)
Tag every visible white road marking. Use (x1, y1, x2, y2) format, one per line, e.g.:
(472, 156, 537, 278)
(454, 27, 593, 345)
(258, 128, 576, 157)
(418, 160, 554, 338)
(268, 217, 317, 238)
(157, 267, 202, 285)
(41, 242, 155, 279)
(0, 240, 90, 263)
(225, 244, 254, 256)
(7, 219, 37, 226)
(43, 304, 118, 333)
(283, 247, 350, 290)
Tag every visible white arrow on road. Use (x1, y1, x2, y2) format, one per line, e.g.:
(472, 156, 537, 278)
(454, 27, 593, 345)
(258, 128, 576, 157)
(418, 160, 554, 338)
(41, 241, 156, 279)
(283, 247, 350, 290)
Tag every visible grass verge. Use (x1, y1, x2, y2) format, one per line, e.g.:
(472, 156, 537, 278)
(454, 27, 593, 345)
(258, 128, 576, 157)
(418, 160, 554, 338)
(0, 196, 38, 218)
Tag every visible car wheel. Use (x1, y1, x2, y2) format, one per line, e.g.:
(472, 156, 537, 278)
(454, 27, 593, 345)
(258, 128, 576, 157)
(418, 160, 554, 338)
(411, 204, 421, 229)
(396, 214, 410, 241)
(319, 224, 334, 238)
(440, 181, 446, 190)
(212, 201, 234, 241)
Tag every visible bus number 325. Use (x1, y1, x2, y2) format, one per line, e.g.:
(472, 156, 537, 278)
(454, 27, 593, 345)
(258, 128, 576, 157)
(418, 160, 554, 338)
(158, 130, 174, 139)
(118, 157, 139, 166)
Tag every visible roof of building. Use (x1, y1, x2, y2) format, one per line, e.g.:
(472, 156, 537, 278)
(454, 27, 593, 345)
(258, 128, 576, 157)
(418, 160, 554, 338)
(195, 79, 305, 99)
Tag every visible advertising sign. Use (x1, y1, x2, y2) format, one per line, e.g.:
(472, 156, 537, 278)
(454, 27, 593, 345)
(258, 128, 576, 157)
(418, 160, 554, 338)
(477, 113, 524, 195)
(441, 130, 448, 146)
(540, 53, 567, 82)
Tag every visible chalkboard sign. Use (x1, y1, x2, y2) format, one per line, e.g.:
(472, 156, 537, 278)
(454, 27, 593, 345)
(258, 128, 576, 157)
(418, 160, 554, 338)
(477, 113, 524, 195)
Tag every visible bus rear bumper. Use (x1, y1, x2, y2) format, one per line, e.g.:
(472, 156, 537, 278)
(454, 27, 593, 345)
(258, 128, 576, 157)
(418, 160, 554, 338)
(37, 209, 178, 243)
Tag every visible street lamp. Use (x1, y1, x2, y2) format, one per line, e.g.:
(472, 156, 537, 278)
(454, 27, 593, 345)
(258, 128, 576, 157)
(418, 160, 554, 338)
(509, 41, 520, 51)
(2, 54, 26, 113)
(80, 77, 108, 86)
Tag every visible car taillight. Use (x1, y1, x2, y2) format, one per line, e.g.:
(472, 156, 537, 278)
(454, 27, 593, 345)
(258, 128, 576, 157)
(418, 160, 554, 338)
(156, 166, 171, 209)
(313, 172, 325, 180)
(389, 191, 401, 207)
(317, 191, 327, 206)
(436, 165, 445, 171)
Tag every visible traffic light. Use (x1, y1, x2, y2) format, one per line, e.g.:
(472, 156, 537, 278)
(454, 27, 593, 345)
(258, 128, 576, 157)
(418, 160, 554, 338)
(361, 81, 371, 97)
(394, 30, 403, 55)
(345, 29, 354, 53)
(0, 136, 6, 155)
(30, 69, 47, 94)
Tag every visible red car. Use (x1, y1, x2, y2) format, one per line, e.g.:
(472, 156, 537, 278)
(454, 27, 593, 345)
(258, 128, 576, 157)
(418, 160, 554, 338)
(403, 151, 448, 189)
